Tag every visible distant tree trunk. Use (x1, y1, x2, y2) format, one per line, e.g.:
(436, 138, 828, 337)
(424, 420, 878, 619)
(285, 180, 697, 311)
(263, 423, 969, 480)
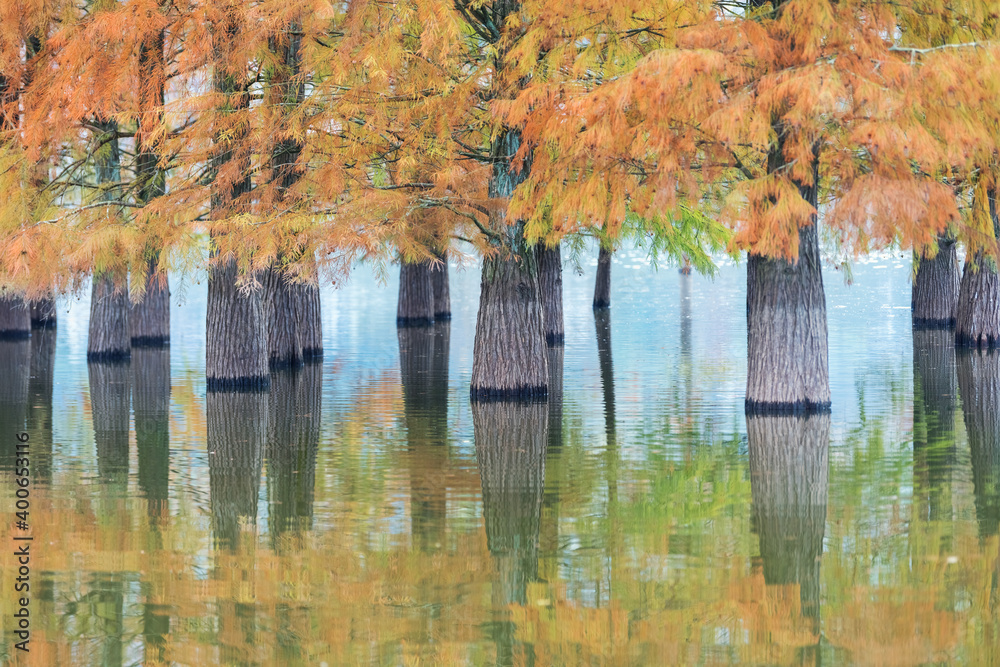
(593, 244, 612, 309)
(431, 249, 451, 320)
(912, 235, 959, 329)
(265, 267, 304, 369)
(0, 339, 29, 474)
(537, 242, 564, 346)
(746, 141, 829, 413)
(89, 361, 132, 492)
(208, 391, 267, 550)
(912, 329, 957, 521)
(397, 259, 436, 326)
(471, 128, 549, 400)
(295, 278, 323, 360)
(748, 413, 829, 638)
(266, 365, 322, 544)
(28, 327, 55, 485)
(133, 347, 171, 522)
(956, 188, 1000, 348)
(0, 295, 30, 339)
(206, 15, 267, 391)
(29, 297, 56, 329)
(957, 349, 1000, 539)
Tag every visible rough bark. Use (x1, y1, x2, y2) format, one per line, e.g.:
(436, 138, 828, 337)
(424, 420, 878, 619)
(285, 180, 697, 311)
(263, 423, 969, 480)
(89, 361, 132, 493)
(0, 340, 30, 474)
(28, 327, 56, 486)
(593, 244, 612, 309)
(595, 308, 616, 444)
(955, 259, 1000, 349)
(912, 235, 960, 329)
(748, 414, 830, 634)
(29, 296, 57, 329)
(295, 277, 323, 360)
(400, 323, 450, 551)
(88, 273, 131, 362)
(957, 349, 1000, 538)
(131, 258, 170, 347)
(0, 294, 30, 340)
(133, 347, 171, 521)
(265, 264, 304, 369)
(473, 400, 546, 665)
(208, 391, 267, 550)
(397, 259, 436, 327)
(536, 242, 564, 346)
(431, 249, 451, 320)
(266, 364, 322, 543)
(912, 329, 957, 521)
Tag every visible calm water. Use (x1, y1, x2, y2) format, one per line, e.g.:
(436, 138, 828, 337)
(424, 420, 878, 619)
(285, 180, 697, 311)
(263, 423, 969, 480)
(1, 244, 998, 665)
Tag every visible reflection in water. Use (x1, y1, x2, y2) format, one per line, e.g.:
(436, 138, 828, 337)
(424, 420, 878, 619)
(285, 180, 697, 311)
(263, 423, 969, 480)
(594, 308, 615, 443)
(88, 361, 132, 494)
(912, 330, 957, 522)
(28, 327, 56, 485)
(474, 401, 547, 667)
(958, 350, 1000, 539)
(133, 348, 171, 522)
(748, 414, 829, 651)
(0, 339, 29, 473)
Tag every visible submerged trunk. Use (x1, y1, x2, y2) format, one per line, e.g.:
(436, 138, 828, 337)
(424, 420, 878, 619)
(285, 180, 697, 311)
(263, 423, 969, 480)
(265, 264, 304, 369)
(295, 277, 323, 360)
(88, 274, 131, 362)
(131, 258, 170, 347)
(0, 339, 30, 474)
(593, 244, 612, 309)
(547, 345, 564, 452)
(748, 413, 830, 637)
(537, 242, 564, 346)
(207, 258, 268, 390)
(912, 235, 959, 329)
(0, 294, 30, 339)
(133, 347, 171, 521)
(28, 327, 55, 485)
(956, 188, 1000, 348)
(595, 308, 616, 444)
(912, 329, 958, 521)
(29, 296, 56, 329)
(397, 259, 436, 326)
(957, 349, 1000, 539)
(431, 249, 451, 320)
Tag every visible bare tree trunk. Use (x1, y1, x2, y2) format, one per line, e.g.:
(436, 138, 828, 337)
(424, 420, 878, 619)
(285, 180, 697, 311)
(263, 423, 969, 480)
(397, 259, 436, 327)
(957, 349, 1000, 539)
(208, 391, 267, 550)
(89, 361, 132, 492)
(29, 297, 56, 329)
(431, 249, 451, 320)
(956, 188, 1000, 348)
(133, 347, 171, 522)
(912, 235, 959, 329)
(0, 294, 30, 339)
(593, 244, 612, 309)
(131, 258, 170, 347)
(265, 266, 304, 369)
(295, 277, 323, 360)
(912, 329, 957, 521)
(537, 243, 564, 346)
(748, 413, 829, 641)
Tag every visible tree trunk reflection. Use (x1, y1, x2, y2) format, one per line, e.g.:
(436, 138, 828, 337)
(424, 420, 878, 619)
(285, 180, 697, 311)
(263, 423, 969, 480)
(88, 361, 132, 494)
(28, 327, 56, 486)
(957, 349, 1000, 539)
(0, 339, 29, 473)
(912, 329, 957, 522)
(133, 347, 171, 523)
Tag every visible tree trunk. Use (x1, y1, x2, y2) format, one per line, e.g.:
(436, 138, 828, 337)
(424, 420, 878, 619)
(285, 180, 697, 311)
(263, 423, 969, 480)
(397, 259, 436, 326)
(207, 258, 269, 390)
(593, 244, 612, 309)
(89, 360, 132, 493)
(955, 258, 1000, 348)
(0, 294, 30, 339)
(266, 365, 322, 544)
(208, 391, 267, 550)
(131, 258, 170, 347)
(748, 414, 829, 636)
(537, 242, 564, 346)
(28, 326, 55, 486)
(912, 236, 960, 329)
(957, 349, 1000, 539)
(912, 329, 957, 521)
(0, 339, 30, 474)
(265, 264, 304, 369)
(88, 274, 131, 362)
(133, 347, 171, 522)
(295, 277, 323, 360)
(29, 296, 56, 329)
(431, 249, 451, 320)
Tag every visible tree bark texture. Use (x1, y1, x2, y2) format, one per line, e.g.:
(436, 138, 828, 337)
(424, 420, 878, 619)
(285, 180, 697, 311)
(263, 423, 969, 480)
(912, 329, 957, 521)
(0, 294, 30, 340)
(295, 278, 323, 360)
(593, 244, 612, 310)
(88, 273, 131, 362)
(89, 361, 132, 493)
(955, 258, 1000, 349)
(131, 258, 170, 346)
(207, 258, 268, 391)
(28, 327, 55, 485)
(0, 340, 29, 474)
(912, 236, 960, 330)
(957, 349, 1000, 539)
(264, 263, 304, 370)
(431, 249, 451, 320)
(537, 243, 564, 346)
(748, 414, 830, 632)
(400, 323, 450, 551)
(398, 259, 436, 327)
(208, 391, 267, 551)
(29, 296, 56, 329)
(266, 365, 322, 543)
(133, 347, 171, 521)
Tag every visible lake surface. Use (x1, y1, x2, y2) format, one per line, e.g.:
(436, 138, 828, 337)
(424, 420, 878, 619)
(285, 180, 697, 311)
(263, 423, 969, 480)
(2, 243, 998, 665)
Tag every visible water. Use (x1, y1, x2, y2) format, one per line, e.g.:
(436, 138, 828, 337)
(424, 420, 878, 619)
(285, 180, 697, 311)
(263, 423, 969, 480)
(1, 244, 998, 665)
